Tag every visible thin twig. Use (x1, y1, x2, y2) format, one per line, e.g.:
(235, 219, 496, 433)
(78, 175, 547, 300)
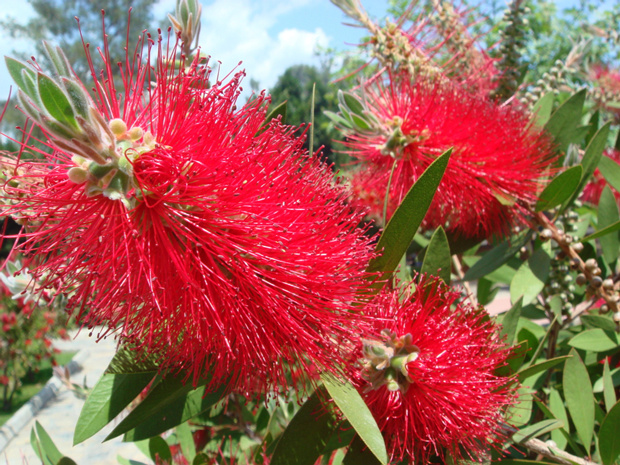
(452, 254, 477, 307)
(503, 425, 599, 465)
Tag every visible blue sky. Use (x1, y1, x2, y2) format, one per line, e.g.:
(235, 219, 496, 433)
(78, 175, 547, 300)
(0, 0, 392, 98)
(0, 0, 606, 99)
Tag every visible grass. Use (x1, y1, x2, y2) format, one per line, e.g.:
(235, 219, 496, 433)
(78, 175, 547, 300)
(0, 351, 77, 427)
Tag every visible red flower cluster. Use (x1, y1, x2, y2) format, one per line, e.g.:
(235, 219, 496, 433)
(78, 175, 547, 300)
(349, 276, 516, 464)
(342, 76, 556, 240)
(0, 34, 375, 397)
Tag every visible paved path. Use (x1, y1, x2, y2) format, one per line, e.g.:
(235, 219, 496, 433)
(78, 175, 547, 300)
(0, 330, 150, 465)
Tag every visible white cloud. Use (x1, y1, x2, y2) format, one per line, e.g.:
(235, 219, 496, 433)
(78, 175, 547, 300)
(0, 0, 333, 99)
(196, 0, 331, 92)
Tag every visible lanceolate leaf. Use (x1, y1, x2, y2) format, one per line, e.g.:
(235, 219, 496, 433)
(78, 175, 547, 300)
(420, 226, 451, 284)
(603, 360, 617, 413)
(563, 349, 595, 454)
(544, 89, 586, 154)
(342, 436, 382, 465)
(512, 419, 564, 443)
(367, 149, 451, 281)
(148, 436, 172, 464)
(499, 297, 522, 346)
(530, 92, 554, 129)
(535, 165, 582, 212)
(34, 421, 64, 464)
(270, 387, 340, 465)
(599, 154, 620, 193)
(581, 219, 620, 242)
(599, 400, 620, 465)
(568, 328, 620, 352)
(105, 374, 210, 441)
(564, 122, 611, 209)
(122, 383, 227, 441)
(5, 57, 36, 98)
(73, 371, 157, 444)
(322, 374, 387, 465)
(598, 186, 620, 265)
(463, 230, 531, 281)
(37, 72, 79, 129)
(264, 100, 287, 126)
(517, 356, 571, 382)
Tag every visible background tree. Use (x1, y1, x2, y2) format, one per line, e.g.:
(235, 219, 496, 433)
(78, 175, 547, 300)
(268, 64, 350, 168)
(0, 0, 161, 137)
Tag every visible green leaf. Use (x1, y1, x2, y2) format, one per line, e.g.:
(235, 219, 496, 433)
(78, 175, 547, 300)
(265, 100, 287, 125)
(463, 230, 531, 281)
(510, 244, 550, 305)
(57, 458, 78, 465)
(270, 388, 340, 465)
(116, 456, 149, 465)
(148, 436, 172, 464)
(599, 400, 620, 465)
(512, 419, 564, 443)
(37, 72, 78, 129)
(42, 41, 72, 77)
(517, 356, 571, 382)
(564, 122, 611, 209)
(32, 421, 63, 465)
(122, 383, 226, 441)
(175, 422, 196, 464)
(106, 374, 210, 441)
(563, 349, 594, 454)
(581, 315, 617, 331)
(568, 329, 620, 352)
(599, 153, 620, 193)
(548, 388, 569, 450)
(322, 375, 387, 465)
(531, 92, 554, 128)
(30, 427, 51, 465)
(535, 165, 582, 212)
(499, 297, 522, 346)
(420, 226, 451, 284)
(497, 461, 562, 465)
(598, 186, 620, 265)
(581, 219, 620, 242)
(585, 110, 600, 146)
(61, 77, 90, 119)
(340, 90, 365, 117)
(367, 149, 451, 280)
(544, 89, 586, 154)
(324, 110, 352, 129)
(602, 360, 617, 413)
(594, 367, 620, 393)
(5, 57, 36, 98)
(342, 436, 381, 465)
(193, 452, 210, 465)
(507, 384, 534, 427)
(74, 371, 156, 444)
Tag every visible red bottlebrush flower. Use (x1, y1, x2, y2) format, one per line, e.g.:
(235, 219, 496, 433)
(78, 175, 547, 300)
(0, 375, 9, 386)
(580, 148, 620, 205)
(349, 276, 516, 464)
(589, 64, 620, 121)
(0, 33, 375, 397)
(340, 76, 556, 240)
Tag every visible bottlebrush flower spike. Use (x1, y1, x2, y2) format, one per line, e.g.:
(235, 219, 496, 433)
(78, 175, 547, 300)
(334, 75, 556, 241)
(0, 31, 375, 397)
(350, 276, 516, 464)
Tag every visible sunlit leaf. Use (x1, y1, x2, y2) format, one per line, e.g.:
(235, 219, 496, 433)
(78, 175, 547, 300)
(563, 349, 594, 454)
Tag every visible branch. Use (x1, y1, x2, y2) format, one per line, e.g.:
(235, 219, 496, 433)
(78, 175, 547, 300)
(504, 425, 600, 465)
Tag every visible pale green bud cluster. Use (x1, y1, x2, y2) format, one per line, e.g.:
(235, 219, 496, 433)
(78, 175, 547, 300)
(361, 329, 420, 393)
